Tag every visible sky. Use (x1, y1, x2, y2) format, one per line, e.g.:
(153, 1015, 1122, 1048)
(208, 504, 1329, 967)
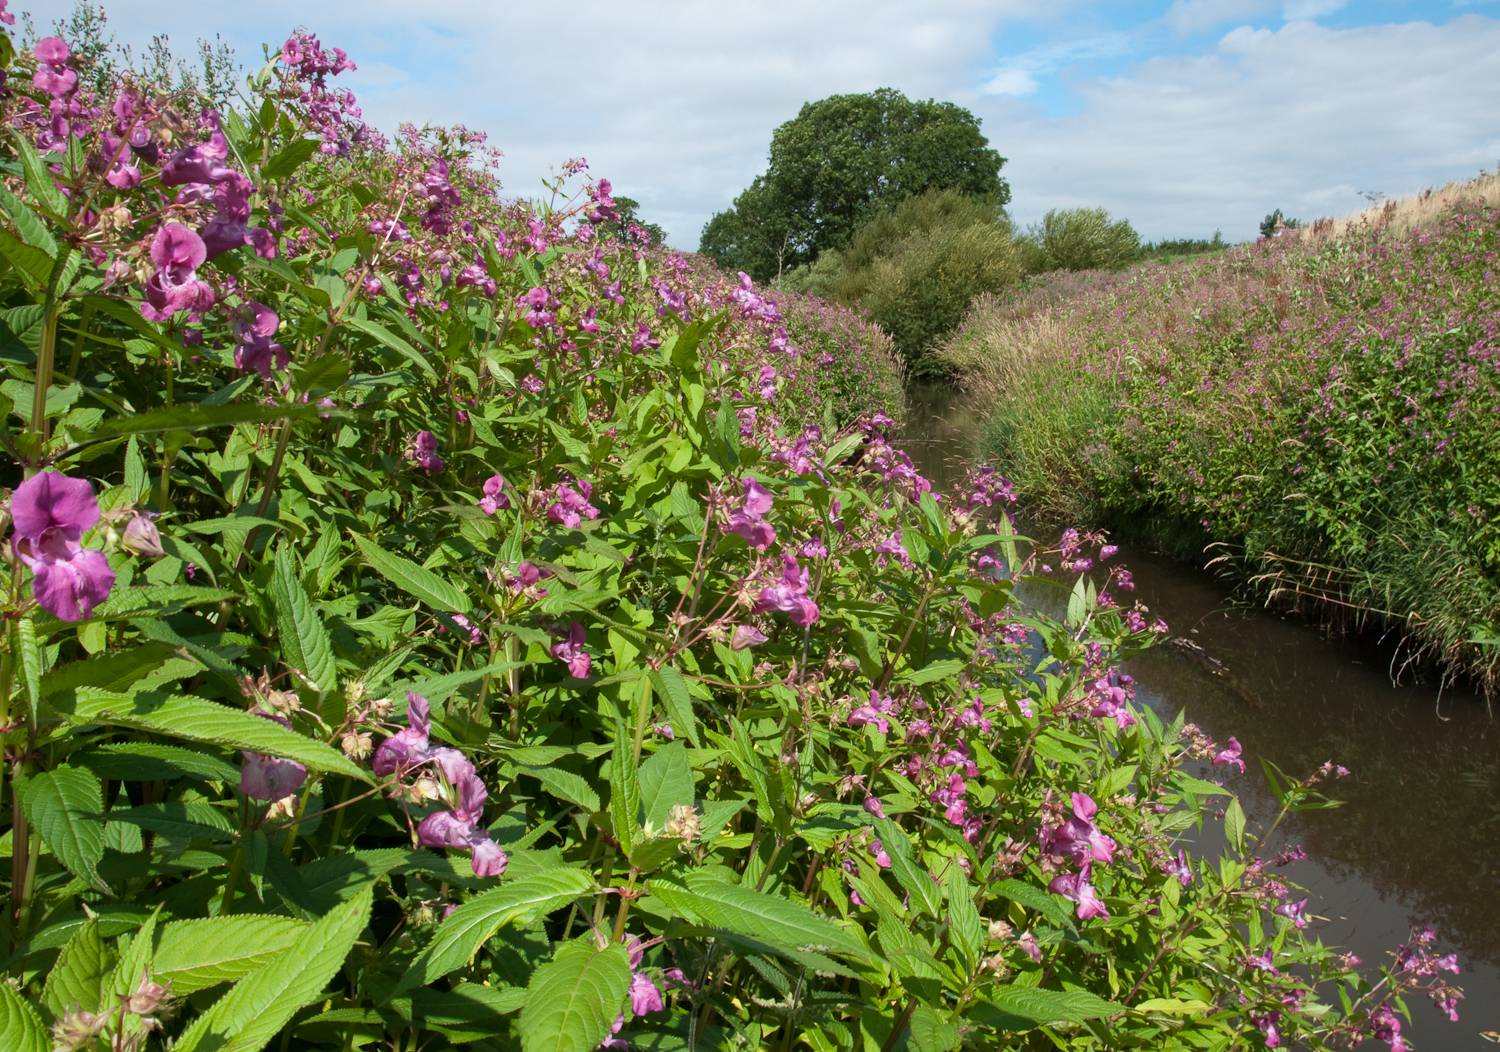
(20, 0, 1500, 247)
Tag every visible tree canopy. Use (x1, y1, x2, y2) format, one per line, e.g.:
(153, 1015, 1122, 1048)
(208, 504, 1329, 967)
(699, 88, 1009, 281)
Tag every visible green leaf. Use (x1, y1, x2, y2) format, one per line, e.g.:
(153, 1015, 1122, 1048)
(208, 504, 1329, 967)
(909, 1004, 960, 1051)
(18, 765, 105, 889)
(943, 867, 983, 972)
(11, 132, 67, 216)
(897, 658, 966, 687)
(518, 938, 632, 1052)
(344, 317, 437, 380)
(992, 878, 1076, 932)
(638, 741, 695, 830)
(609, 721, 641, 854)
(261, 137, 320, 181)
(174, 891, 371, 1052)
(0, 984, 48, 1052)
(78, 401, 332, 444)
(1133, 997, 1214, 1018)
(515, 765, 601, 812)
(652, 666, 699, 747)
(874, 819, 940, 920)
(108, 801, 236, 842)
(397, 868, 593, 992)
(78, 742, 240, 783)
(1224, 796, 1246, 854)
(154, 915, 310, 994)
(0, 185, 58, 256)
(648, 871, 870, 963)
(987, 984, 1122, 1025)
(15, 617, 41, 716)
(352, 535, 469, 614)
(43, 918, 109, 1019)
(272, 545, 337, 693)
(64, 689, 368, 781)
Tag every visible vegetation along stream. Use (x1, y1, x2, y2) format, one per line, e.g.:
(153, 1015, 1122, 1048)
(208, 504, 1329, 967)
(902, 381, 1500, 1049)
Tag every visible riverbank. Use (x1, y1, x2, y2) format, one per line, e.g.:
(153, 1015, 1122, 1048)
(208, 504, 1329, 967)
(901, 385, 1500, 1050)
(937, 187, 1500, 695)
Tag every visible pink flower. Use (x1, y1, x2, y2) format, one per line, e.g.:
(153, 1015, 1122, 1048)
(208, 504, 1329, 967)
(141, 224, 215, 322)
(408, 431, 444, 475)
(240, 711, 308, 802)
(724, 477, 775, 550)
(160, 130, 236, 187)
(9, 472, 115, 621)
(416, 767, 508, 877)
(551, 622, 592, 678)
(547, 480, 599, 528)
(628, 971, 664, 1016)
(729, 624, 767, 650)
(1048, 866, 1109, 920)
(1213, 736, 1246, 774)
(32, 38, 77, 97)
(373, 692, 433, 778)
(233, 302, 287, 377)
(478, 475, 509, 515)
(848, 690, 896, 734)
(754, 555, 819, 625)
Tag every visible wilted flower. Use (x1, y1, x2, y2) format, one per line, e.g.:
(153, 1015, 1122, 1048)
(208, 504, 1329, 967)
(729, 623, 767, 650)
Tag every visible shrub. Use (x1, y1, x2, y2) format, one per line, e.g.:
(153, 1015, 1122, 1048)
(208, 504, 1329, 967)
(831, 190, 1022, 375)
(1022, 207, 1142, 273)
(0, 12, 1465, 1052)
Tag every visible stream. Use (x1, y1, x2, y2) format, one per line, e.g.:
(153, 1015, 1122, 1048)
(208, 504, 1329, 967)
(901, 383, 1500, 1049)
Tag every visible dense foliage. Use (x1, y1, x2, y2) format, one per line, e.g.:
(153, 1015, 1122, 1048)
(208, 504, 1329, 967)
(780, 191, 1021, 376)
(698, 89, 1009, 282)
(940, 198, 1500, 694)
(0, 12, 1468, 1051)
(1018, 208, 1142, 275)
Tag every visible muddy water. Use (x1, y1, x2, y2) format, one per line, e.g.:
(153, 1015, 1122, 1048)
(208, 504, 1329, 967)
(902, 383, 1500, 1049)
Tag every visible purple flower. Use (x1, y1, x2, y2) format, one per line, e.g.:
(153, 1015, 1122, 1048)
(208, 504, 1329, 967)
(724, 477, 775, 550)
(407, 431, 444, 475)
(1253, 1012, 1281, 1048)
(848, 690, 896, 734)
(373, 692, 432, 778)
(32, 38, 77, 97)
(1042, 793, 1116, 867)
(160, 130, 236, 187)
(628, 972, 664, 1016)
(1048, 866, 1109, 920)
(729, 624, 767, 650)
(9, 472, 116, 621)
(868, 839, 892, 869)
(478, 475, 509, 515)
(754, 555, 819, 625)
(1166, 849, 1193, 887)
(416, 766, 508, 877)
(551, 622, 592, 678)
(1276, 897, 1309, 929)
(240, 710, 309, 802)
(233, 302, 287, 377)
(141, 224, 215, 322)
(862, 795, 886, 819)
(1213, 736, 1246, 774)
(547, 480, 599, 528)
(120, 511, 164, 558)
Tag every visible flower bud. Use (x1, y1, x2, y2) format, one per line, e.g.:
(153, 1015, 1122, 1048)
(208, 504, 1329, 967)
(120, 510, 165, 558)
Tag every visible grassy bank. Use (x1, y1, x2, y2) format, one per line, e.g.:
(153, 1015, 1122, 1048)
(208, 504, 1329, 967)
(940, 183, 1500, 693)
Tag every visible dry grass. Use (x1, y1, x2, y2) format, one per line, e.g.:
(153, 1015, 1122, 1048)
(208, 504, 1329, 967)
(1297, 168, 1500, 240)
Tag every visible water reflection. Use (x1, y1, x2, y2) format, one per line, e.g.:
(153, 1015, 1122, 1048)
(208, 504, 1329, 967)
(900, 383, 1500, 1049)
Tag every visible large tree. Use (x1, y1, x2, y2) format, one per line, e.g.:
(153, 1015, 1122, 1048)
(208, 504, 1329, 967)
(700, 88, 1008, 281)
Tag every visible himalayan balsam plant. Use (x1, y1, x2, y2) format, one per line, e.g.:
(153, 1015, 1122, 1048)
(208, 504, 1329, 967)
(0, 9, 1463, 1051)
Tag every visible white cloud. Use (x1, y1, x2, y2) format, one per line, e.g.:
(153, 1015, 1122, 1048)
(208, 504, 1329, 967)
(1282, 0, 1346, 19)
(983, 67, 1040, 96)
(984, 16, 1500, 240)
(18, 2, 1500, 247)
(1166, 0, 1273, 36)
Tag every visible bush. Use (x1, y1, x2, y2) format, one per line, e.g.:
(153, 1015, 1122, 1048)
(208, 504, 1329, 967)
(1022, 207, 1142, 273)
(831, 190, 1022, 375)
(0, 12, 1465, 1052)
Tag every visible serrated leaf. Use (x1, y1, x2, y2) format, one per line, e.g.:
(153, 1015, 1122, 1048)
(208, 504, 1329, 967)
(609, 722, 640, 854)
(0, 184, 58, 256)
(43, 918, 109, 1019)
(648, 872, 870, 963)
(11, 132, 67, 216)
(0, 984, 48, 1052)
(15, 617, 42, 716)
(988, 984, 1122, 1025)
(1225, 796, 1246, 854)
(352, 535, 469, 613)
(272, 545, 337, 692)
(992, 878, 1077, 931)
(652, 666, 699, 747)
(344, 317, 437, 380)
(518, 938, 632, 1052)
(944, 867, 983, 971)
(897, 658, 966, 686)
(18, 765, 105, 889)
(874, 819, 940, 920)
(638, 741, 695, 830)
(154, 915, 309, 994)
(77, 743, 239, 783)
(1133, 997, 1214, 1017)
(909, 1004, 960, 1051)
(80, 401, 331, 443)
(261, 137, 320, 181)
(63, 689, 368, 781)
(515, 765, 601, 812)
(174, 891, 371, 1052)
(397, 868, 593, 992)
(109, 801, 236, 842)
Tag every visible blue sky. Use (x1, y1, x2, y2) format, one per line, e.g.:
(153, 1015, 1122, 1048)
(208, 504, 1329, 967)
(21, 0, 1500, 246)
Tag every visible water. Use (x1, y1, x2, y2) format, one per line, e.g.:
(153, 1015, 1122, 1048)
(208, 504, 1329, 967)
(901, 382, 1500, 1049)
